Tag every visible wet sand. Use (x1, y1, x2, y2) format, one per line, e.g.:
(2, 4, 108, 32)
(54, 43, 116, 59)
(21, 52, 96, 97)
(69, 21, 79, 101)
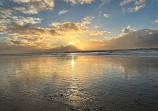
(0, 55, 158, 111)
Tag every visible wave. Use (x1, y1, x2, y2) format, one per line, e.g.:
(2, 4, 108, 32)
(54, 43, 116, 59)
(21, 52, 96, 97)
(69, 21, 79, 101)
(1, 48, 158, 57)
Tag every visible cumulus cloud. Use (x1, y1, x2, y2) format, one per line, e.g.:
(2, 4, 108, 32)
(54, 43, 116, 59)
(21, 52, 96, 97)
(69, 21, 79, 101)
(58, 10, 68, 15)
(0, 0, 53, 28)
(8, 0, 55, 15)
(0, 16, 104, 53)
(103, 14, 110, 18)
(0, 16, 42, 26)
(118, 25, 135, 37)
(1, 17, 94, 37)
(0, 42, 52, 54)
(99, 0, 111, 8)
(128, 4, 145, 12)
(1, 24, 158, 53)
(90, 31, 103, 36)
(120, 0, 134, 6)
(12, 0, 32, 3)
(64, 0, 94, 5)
(29, 0, 54, 12)
(12, 6, 38, 14)
(121, 0, 146, 12)
(0, 19, 11, 26)
(82, 27, 158, 50)
(12, 16, 42, 25)
(51, 22, 86, 32)
(0, 8, 12, 19)
(154, 19, 158, 23)
(1, 23, 58, 36)
(50, 16, 102, 36)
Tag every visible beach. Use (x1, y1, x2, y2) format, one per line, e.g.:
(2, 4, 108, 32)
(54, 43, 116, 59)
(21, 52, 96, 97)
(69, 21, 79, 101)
(0, 55, 158, 111)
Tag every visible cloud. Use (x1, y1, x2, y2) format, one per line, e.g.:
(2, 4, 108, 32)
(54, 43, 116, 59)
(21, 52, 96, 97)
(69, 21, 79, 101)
(29, 0, 54, 12)
(1, 16, 94, 37)
(118, 25, 135, 37)
(64, 0, 94, 5)
(12, 16, 42, 25)
(135, 0, 146, 5)
(0, 19, 11, 26)
(10, 0, 55, 15)
(82, 27, 158, 50)
(12, 6, 38, 14)
(128, 4, 146, 12)
(0, 8, 12, 19)
(79, 0, 94, 4)
(0, 42, 52, 54)
(51, 22, 86, 32)
(121, 0, 146, 12)
(99, 0, 111, 8)
(58, 10, 68, 15)
(0, 16, 42, 26)
(154, 19, 158, 23)
(0, 0, 54, 26)
(0, 1, 3, 6)
(120, 0, 134, 6)
(1, 23, 158, 53)
(1, 23, 57, 36)
(103, 14, 110, 18)
(50, 44, 79, 52)
(90, 31, 103, 36)
(0, 16, 104, 53)
(12, 0, 32, 3)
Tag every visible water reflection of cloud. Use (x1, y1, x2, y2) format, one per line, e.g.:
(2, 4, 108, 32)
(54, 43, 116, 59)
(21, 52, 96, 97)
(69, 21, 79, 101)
(1, 56, 158, 109)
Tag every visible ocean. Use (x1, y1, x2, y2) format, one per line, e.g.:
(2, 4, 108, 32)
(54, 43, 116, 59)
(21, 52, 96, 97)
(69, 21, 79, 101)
(0, 49, 158, 111)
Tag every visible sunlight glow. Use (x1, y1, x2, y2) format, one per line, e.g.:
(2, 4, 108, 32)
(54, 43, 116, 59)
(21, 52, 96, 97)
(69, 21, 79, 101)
(70, 42, 75, 45)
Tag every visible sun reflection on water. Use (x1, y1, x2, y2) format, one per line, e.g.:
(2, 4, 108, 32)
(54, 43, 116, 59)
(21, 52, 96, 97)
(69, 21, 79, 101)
(71, 55, 75, 72)
(1, 56, 158, 110)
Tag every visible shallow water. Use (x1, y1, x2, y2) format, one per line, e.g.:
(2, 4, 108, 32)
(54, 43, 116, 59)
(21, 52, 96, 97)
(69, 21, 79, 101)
(0, 55, 158, 111)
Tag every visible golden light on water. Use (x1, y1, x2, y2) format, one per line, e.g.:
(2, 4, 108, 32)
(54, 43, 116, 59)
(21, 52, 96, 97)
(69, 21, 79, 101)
(71, 55, 75, 72)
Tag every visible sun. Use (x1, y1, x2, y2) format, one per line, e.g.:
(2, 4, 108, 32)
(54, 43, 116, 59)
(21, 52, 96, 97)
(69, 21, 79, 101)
(70, 42, 75, 45)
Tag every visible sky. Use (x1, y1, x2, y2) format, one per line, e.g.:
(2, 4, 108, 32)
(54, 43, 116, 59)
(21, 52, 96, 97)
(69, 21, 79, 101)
(0, 0, 158, 53)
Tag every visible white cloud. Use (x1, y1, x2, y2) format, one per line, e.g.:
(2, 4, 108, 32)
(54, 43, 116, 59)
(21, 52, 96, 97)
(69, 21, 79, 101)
(121, 0, 146, 13)
(0, 14, 41, 27)
(135, 0, 146, 5)
(0, 16, 103, 52)
(12, 16, 42, 25)
(12, 0, 55, 14)
(0, 19, 11, 26)
(0, 8, 12, 19)
(133, 4, 145, 12)
(12, 6, 38, 14)
(29, 0, 55, 12)
(58, 10, 68, 15)
(64, 0, 94, 5)
(120, 0, 134, 6)
(154, 19, 158, 23)
(99, 0, 111, 8)
(12, 0, 32, 3)
(103, 14, 110, 18)
(119, 25, 135, 37)
(80, 0, 94, 4)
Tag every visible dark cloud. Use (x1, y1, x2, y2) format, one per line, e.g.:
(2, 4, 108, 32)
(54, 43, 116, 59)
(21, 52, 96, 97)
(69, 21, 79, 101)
(83, 29, 158, 50)
(2, 23, 58, 36)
